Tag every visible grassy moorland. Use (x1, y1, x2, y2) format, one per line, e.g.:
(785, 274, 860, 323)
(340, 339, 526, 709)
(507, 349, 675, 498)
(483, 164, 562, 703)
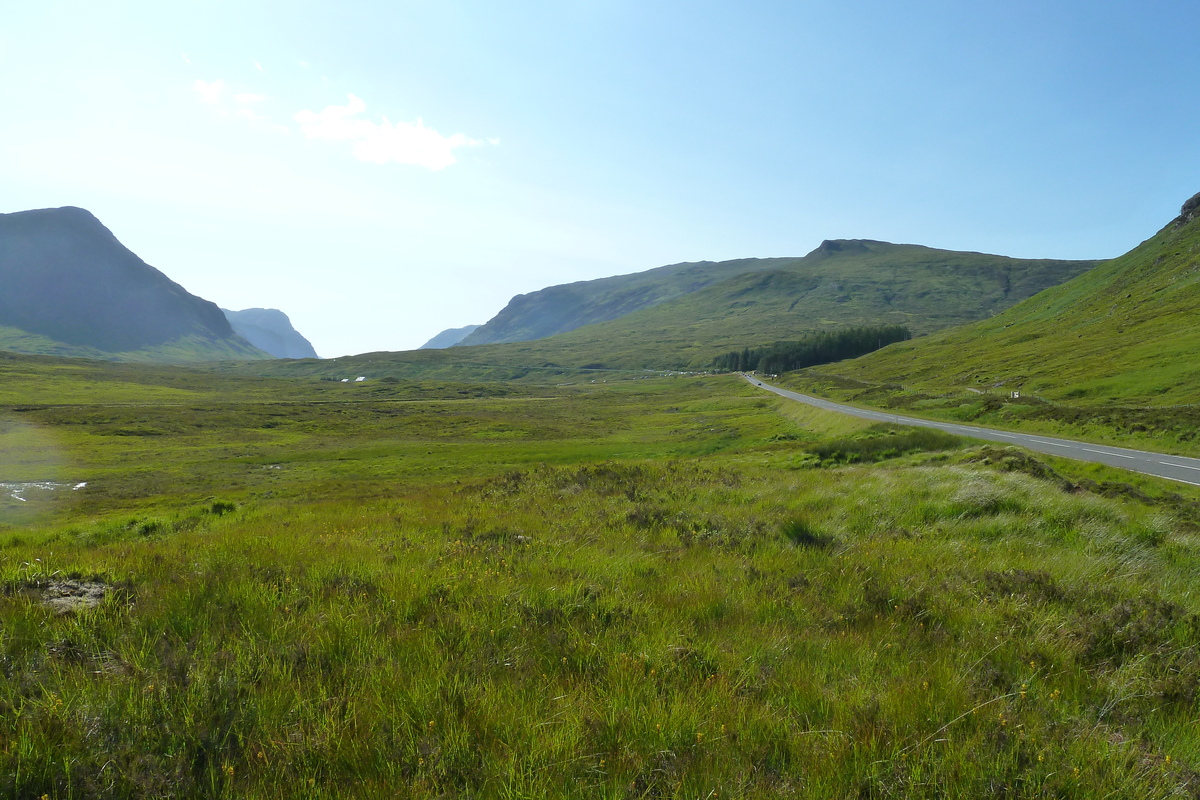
(5, 354, 1200, 798)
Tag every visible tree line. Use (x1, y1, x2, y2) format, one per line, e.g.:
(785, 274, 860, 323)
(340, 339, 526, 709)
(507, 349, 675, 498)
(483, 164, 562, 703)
(712, 325, 912, 374)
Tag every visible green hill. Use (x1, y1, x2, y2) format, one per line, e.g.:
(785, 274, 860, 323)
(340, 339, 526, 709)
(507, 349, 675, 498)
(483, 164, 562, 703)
(461, 243, 1097, 354)
(530, 240, 1097, 368)
(447, 240, 1096, 372)
(811, 192, 1200, 407)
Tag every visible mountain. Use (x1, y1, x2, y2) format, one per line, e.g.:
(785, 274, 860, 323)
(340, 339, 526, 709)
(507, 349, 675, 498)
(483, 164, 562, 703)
(224, 240, 1100, 382)
(0, 207, 266, 361)
(442, 241, 1097, 370)
(223, 308, 319, 359)
(457, 243, 1098, 361)
(458, 258, 798, 346)
(420, 325, 481, 349)
(815, 192, 1200, 406)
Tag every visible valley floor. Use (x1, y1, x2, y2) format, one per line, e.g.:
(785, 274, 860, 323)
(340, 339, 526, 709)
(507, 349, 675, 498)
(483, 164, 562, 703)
(3, 362, 1200, 798)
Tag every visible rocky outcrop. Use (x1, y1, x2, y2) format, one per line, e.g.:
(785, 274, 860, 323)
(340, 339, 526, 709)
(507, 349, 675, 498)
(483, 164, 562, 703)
(1176, 191, 1200, 227)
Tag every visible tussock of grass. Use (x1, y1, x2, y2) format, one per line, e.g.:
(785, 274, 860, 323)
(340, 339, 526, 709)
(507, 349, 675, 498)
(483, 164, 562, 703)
(807, 424, 964, 464)
(3, 460, 1200, 797)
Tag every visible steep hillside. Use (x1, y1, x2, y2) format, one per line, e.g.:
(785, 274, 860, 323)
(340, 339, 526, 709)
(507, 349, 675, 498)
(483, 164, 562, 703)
(815, 192, 1200, 406)
(458, 257, 798, 345)
(223, 308, 319, 359)
(0, 207, 266, 361)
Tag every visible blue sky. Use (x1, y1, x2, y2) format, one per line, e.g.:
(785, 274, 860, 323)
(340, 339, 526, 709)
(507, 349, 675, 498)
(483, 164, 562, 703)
(3, 0, 1199, 357)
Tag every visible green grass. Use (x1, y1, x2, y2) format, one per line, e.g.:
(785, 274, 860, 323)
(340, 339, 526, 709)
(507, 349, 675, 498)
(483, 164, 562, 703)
(806, 424, 965, 464)
(4, 357, 1200, 797)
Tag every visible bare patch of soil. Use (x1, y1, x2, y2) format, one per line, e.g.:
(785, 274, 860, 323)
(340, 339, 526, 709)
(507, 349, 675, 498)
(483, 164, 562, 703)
(37, 579, 108, 614)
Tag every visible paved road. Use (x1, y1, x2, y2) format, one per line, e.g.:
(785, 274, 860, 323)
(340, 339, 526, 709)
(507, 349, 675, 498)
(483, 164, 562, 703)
(744, 375, 1200, 487)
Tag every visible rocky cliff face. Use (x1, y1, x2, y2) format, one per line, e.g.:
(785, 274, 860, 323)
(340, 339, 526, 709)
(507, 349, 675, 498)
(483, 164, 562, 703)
(0, 207, 258, 357)
(222, 308, 319, 359)
(1176, 191, 1200, 227)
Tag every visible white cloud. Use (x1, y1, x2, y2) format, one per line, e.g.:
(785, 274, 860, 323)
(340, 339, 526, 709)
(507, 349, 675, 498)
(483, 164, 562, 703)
(293, 94, 489, 171)
(193, 79, 225, 104)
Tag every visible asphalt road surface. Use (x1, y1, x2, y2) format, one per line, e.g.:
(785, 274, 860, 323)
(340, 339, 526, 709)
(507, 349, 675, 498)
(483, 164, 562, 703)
(744, 375, 1200, 487)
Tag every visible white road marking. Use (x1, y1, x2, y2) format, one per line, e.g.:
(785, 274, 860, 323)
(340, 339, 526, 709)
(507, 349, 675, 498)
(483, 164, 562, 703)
(1157, 461, 1200, 472)
(1082, 448, 1135, 459)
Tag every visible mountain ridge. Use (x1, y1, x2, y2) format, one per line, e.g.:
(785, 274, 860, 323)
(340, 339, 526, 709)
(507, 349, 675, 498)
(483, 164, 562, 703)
(226, 240, 1101, 382)
(455, 241, 1099, 361)
(0, 206, 267, 362)
(458, 257, 799, 346)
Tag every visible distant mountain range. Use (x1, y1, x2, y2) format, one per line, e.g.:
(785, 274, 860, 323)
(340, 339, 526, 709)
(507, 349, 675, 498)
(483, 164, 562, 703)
(235, 239, 1103, 383)
(0, 207, 313, 362)
(223, 308, 318, 359)
(427, 241, 1099, 371)
(420, 325, 481, 349)
(0, 205, 1108, 373)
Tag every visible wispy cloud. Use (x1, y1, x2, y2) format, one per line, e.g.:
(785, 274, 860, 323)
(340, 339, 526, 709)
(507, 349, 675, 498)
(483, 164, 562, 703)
(293, 94, 491, 171)
(193, 79, 225, 104)
(194, 79, 287, 133)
